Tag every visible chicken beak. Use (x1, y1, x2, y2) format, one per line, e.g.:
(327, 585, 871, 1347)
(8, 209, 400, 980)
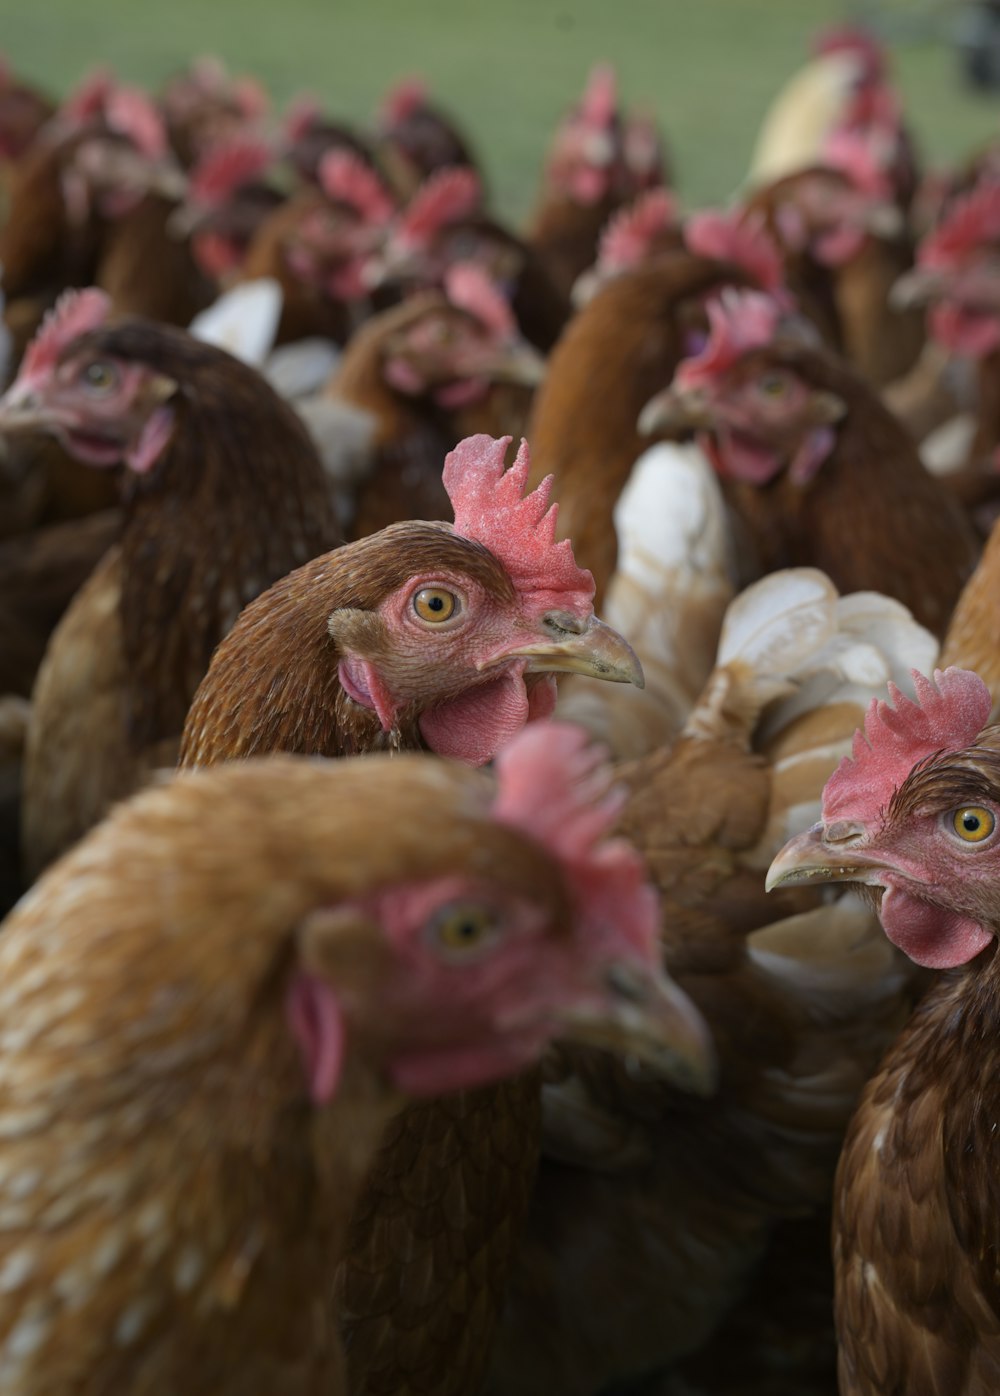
(556, 960, 717, 1097)
(477, 341, 547, 389)
(865, 202, 905, 241)
(765, 820, 886, 892)
(637, 382, 712, 436)
(489, 613, 644, 687)
(890, 266, 946, 311)
(0, 388, 54, 437)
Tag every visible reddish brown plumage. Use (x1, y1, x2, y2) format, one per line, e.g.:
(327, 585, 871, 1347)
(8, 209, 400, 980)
(526, 252, 752, 602)
(17, 318, 338, 877)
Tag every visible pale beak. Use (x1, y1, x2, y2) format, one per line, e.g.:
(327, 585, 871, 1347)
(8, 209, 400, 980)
(890, 266, 946, 311)
(865, 202, 905, 240)
(765, 820, 887, 892)
(489, 612, 644, 688)
(556, 959, 716, 1096)
(0, 388, 57, 437)
(469, 341, 547, 389)
(638, 382, 713, 436)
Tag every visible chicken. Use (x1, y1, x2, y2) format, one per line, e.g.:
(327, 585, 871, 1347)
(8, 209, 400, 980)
(375, 75, 480, 200)
(488, 566, 932, 1396)
(641, 287, 979, 636)
(528, 65, 667, 302)
(526, 250, 757, 603)
(0, 56, 53, 168)
(324, 266, 544, 538)
(368, 165, 571, 353)
(0, 289, 339, 880)
(170, 133, 284, 286)
(0, 725, 713, 1396)
(160, 54, 269, 167)
(570, 187, 682, 306)
(766, 665, 1000, 1396)
(178, 430, 643, 1396)
(241, 149, 398, 347)
(892, 179, 1000, 512)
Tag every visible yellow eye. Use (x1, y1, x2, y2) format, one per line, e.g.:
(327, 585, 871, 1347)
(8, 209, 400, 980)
(82, 361, 118, 395)
(413, 588, 457, 623)
(431, 904, 497, 955)
(758, 372, 788, 397)
(951, 806, 996, 843)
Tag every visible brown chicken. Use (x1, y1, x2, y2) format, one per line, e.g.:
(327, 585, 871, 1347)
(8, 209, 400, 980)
(178, 431, 644, 1396)
(325, 266, 544, 538)
(160, 54, 269, 167)
(641, 287, 979, 636)
(767, 666, 1000, 1396)
(488, 566, 929, 1396)
(375, 75, 480, 200)
(528, 65, 667, 301)
(0, 727, 712, 1396)
(526, 250, 756, 602)
(0, 289, 339, 880)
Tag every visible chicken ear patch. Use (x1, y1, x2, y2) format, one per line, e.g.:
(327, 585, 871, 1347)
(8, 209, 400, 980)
(286, 973, 345, 1105)
(444, 434, 594, 610)
(822, 667, 993, 826)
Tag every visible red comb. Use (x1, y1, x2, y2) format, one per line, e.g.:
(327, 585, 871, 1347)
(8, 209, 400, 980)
(598, 188, 678, 271)
(823, 668, 993, 825)
(284, 93, 323, 144)
(319, 149, 395, 223)
(684, 208, 785, 292)
(676, 288, 783, 389)
(445, 263, 517, 340)
(920, 180, 1000, 271)
(16, 288, 112, 393)
(190, 136, 273, 206)
(579, 64, 618, 129)
(381, 77, 428, 127)
(813, 23, 885, 78)
(105, 84, 168, 159)
(61, 68, 115, 125)
(821, 129, 891, 198)
(233, 75, 269, 120)
(444, 435, 594, 608)
(395, 166, 482, 248)
(492, 723, 659, 961)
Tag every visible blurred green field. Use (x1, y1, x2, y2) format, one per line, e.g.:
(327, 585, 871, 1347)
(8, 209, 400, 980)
(5, 0, 999, 216)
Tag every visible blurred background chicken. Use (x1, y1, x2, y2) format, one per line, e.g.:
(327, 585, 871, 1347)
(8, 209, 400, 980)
(2, 11, 1000, 1393)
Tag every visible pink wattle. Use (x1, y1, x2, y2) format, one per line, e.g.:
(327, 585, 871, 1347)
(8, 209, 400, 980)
(705, 430, 783, 485)
(419, 666, 531, 765)
(287, 974, 346, 1104)
(930, 301, 1000, 359)
(878, 884, 993, 970)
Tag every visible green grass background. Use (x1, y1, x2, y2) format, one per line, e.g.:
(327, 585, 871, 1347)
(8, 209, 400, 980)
(4, 1, 999, 216)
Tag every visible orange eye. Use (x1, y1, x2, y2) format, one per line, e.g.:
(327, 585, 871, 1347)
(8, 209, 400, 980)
(413, 588, 457, 623)
(951, 807, 996, 843)
(431, 904, 497, 956)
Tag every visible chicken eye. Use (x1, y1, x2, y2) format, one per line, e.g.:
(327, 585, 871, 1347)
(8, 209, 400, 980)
(757, 371, 789, 398)
(950, 807, 996, 843)
(413, 588, 457, 623)
(430, 904, 498, 956)
(81, 361, 119, 395)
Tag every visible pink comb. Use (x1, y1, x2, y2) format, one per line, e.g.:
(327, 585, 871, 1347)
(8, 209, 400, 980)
(319, 149, 395, 223)
(823, 668, 993, 825)
(284, 94, 323, 144)
(395, 166, 482, 248)
(578, 64, 618, 129)
(445, 263, 517, 340)
(233, 75, 269, 120)
(684, 208, 785, 292)
(813, 23, 885, 78)
(492, 723, 659, 961)
(676, 288, 783, 390)
(821, 129, 891, 198)
(920, 180, 1000, 271)
(61, 68, 115, 125)
(598, 188, 678, 271)
(444, 435, 594, 608)
(105, 85, 168, 159)
(189, 135, 273, 206)
(381, 76, 428, 127)
(15, 287, 112, 395)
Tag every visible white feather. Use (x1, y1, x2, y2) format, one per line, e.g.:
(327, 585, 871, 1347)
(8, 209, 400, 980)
(189, 279, 283, 367)
(264, 338, 342, 400)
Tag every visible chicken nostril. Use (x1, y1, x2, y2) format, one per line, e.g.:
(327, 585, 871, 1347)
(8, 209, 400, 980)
(825, 820, 865, 845)
(543, 610, 586, 637)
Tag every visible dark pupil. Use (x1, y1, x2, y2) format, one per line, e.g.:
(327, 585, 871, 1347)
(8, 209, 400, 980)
(427, 595, 445, 612)
(455, 920, 478, 940)
(964, 813, 982, 833)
